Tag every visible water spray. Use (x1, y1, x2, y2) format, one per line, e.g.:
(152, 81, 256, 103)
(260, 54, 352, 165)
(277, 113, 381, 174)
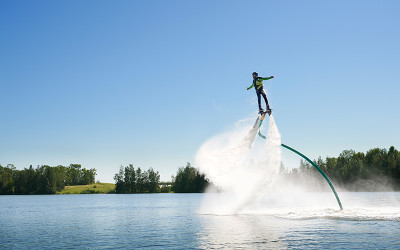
(258, 119, 343, 210)
(197, 113, 343, 214)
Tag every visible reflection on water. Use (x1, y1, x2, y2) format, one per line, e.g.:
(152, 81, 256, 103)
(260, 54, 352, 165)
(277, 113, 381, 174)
(198, 214, 290, 249)
(0, 193, 400, 249)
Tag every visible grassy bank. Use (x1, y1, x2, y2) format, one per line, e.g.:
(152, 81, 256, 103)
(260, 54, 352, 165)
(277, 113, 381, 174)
(57, 183, 115, 194)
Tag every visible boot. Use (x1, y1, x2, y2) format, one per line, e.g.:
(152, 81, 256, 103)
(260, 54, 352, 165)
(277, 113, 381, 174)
(266, 105, 272, 116)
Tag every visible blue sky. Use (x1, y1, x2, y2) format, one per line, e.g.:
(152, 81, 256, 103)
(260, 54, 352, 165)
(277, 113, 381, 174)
(1, 0, 399, 182)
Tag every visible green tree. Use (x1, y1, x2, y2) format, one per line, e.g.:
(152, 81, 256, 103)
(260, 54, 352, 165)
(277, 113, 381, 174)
(388, 146, 400, 180)
(365, 148, 388, 176)
(325, 157, 338, 182)
(136, 167, 144, 193)
(66, 164, 82, 185)
(146, 168, 160, 193)
(113, 165, 161, 193)
(124, 164, 136, 193)
(114, 166, 126, 193)
(0, 165, 15, 194)
(172, 163, 209, 193)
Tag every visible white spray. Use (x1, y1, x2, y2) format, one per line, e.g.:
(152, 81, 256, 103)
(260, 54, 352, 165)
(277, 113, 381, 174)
(196, 114, 282, 215)
(196, 114, 400, 221)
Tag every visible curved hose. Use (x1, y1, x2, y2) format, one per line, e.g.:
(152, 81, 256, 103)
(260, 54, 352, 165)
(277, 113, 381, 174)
(280, 144, 343, 210)
(257, 116, 343, 210)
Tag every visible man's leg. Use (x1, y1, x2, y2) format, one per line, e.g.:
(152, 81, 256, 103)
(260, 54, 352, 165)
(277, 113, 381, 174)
(261, 89, 270, 110)
(256, 91, 263, 111)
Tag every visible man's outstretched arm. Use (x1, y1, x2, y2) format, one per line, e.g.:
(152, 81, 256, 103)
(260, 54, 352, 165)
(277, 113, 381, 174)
(259, 76, 274, 81)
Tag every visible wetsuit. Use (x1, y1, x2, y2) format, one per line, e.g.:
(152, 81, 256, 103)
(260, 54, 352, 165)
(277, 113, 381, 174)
(247, 76, 273, 111)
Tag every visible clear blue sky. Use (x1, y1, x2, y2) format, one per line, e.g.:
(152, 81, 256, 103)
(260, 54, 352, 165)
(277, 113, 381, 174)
(1, 0, 399, 182)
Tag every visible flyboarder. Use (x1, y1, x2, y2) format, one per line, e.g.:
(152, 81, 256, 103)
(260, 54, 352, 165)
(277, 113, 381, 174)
(247, 72, 274, 115)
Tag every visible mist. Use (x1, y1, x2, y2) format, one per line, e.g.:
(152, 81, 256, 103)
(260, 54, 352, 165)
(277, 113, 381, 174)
(195, 114, 400, 220)
(195, 114, 282, 215)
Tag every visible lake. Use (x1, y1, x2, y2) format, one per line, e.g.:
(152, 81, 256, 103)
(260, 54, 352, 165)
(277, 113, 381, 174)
(1, 192, 399, 249)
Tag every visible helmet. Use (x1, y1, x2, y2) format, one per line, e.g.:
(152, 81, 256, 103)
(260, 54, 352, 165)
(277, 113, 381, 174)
(252, 72, 258, 76)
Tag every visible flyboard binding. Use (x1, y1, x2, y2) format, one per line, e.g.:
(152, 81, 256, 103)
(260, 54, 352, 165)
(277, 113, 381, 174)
(258, 109, 272, 116)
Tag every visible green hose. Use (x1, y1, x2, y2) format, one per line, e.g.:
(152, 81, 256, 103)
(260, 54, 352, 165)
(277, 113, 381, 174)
(257, 115, 343, 210)
(280, 144, 343, 210)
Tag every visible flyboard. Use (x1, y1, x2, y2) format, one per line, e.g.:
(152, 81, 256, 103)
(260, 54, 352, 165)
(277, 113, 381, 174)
(256, 111, 343, 210)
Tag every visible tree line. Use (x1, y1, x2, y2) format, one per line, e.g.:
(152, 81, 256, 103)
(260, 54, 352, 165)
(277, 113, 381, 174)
(0, 164, 96, 195)
(116, 146, 400, 193)
(0, 162, 209, 195)
(113, 165, 161, 193)
(281, 146, 400, 191)
(114, 163, 209, 193)
(4, 146, 398, 195)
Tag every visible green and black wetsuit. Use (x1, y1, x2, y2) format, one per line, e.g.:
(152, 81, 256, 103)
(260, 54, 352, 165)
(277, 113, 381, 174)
(248, 76, 273, 111)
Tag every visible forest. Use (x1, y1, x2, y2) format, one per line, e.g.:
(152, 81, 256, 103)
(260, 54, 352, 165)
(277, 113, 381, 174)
(1, 146, 399, 194)
(0, 164, 96, 194)
(113, 163, 208, 193)
(281, 146, 400, 191)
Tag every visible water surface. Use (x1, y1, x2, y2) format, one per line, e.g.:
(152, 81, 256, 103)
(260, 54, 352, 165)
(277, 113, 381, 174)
(0, 193, 399, 249)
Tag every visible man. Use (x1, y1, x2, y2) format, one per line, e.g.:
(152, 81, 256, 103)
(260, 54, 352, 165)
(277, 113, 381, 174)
(247, 72, 274, 114)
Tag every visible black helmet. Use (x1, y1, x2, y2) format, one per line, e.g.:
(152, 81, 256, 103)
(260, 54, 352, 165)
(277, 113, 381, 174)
(252, 72, 258, 76)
